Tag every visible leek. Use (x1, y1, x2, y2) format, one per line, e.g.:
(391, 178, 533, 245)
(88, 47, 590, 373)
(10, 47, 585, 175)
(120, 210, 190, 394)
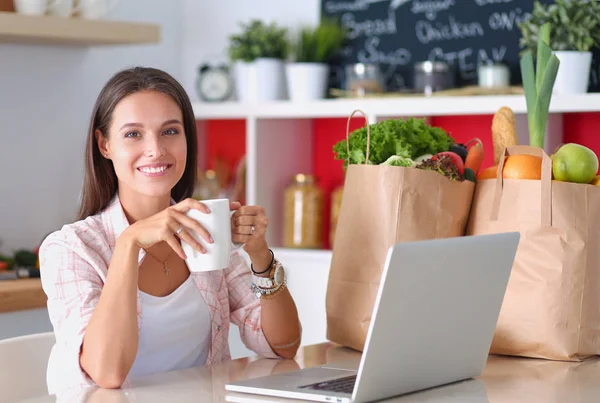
(520, 23, 560, 149)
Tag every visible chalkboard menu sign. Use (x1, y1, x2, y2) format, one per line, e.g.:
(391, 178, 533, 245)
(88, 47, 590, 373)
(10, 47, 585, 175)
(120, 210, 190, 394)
(321, 0, 600, 92)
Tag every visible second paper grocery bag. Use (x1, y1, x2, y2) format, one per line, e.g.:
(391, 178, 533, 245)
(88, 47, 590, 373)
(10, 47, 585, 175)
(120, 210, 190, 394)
(325, 111, 475, 351)
(467, 145, 600, 361)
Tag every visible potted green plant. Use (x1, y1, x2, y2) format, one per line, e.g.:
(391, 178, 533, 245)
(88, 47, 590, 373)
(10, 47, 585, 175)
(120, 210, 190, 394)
(286, 19, 346, 101)
(518, 0, 600, 94)
(228, 20, 290, 102)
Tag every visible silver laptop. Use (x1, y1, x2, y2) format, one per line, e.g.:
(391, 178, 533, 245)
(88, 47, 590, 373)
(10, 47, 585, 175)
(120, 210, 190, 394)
(226, 233, 520, 403)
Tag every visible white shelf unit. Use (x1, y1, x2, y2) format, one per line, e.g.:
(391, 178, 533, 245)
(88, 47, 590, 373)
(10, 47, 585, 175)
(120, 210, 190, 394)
(193, 93, 600, 252)
(230, 246, 334, 358)
(193, 93, 600, 120)
(196, 94, 600, 355)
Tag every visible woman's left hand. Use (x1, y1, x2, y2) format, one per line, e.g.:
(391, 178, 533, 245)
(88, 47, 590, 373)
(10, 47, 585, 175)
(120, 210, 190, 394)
(230, 202, 270, 256)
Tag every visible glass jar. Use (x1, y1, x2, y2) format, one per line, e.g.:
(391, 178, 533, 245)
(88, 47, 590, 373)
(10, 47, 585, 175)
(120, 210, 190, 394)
(283, 174, 324, 249)
(413, 61, 454, 96)
(329, 185, 344, 247)
(192, 169, 221, 201)
(345, 63, 385, 97)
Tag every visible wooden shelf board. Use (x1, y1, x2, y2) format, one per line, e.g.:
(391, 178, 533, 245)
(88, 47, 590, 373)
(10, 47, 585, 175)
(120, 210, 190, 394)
(0, 278, 47, 314)
(0, 11, 160, 45)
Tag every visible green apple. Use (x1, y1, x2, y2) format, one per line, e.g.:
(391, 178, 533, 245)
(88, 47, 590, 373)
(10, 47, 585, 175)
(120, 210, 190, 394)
(552, 143, 599, 184)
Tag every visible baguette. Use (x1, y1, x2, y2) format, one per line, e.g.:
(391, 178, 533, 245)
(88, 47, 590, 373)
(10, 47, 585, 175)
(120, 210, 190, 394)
(491, 106, 518, 164)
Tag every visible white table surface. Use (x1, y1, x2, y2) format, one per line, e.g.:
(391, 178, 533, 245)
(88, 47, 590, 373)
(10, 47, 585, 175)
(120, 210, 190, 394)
(16, 343, 600, 403)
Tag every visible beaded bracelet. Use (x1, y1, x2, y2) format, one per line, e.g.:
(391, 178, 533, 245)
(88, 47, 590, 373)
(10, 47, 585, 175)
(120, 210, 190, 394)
(261, 280, 287, 300)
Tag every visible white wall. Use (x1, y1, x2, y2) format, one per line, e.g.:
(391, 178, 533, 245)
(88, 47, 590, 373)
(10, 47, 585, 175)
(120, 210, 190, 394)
(0, 0, 184, 255)
(181, 0, 321, 102)
(0, 0, 323, 254)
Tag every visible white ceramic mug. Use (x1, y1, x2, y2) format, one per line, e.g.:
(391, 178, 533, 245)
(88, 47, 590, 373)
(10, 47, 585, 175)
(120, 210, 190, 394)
(477, 63, 510, 88)
(14, 0, 48, 15)
(182, 198, 242, 272)
(46, 0, 75, 17)
(76, 0, 120, 19)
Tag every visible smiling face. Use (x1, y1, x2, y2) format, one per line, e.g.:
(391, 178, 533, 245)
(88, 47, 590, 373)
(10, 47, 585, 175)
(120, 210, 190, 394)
(96, 90, 187, 201)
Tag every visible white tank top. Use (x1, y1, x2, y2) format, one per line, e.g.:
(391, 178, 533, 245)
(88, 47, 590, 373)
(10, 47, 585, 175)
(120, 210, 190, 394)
(128, 275, 212, 379)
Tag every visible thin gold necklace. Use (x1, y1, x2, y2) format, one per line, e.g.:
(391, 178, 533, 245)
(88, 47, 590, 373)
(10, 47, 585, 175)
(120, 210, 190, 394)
(143, 248, 172, 276)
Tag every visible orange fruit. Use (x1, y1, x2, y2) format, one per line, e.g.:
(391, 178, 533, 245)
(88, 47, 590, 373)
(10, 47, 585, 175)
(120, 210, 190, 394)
(477, 155, 542, 180)
(503, 155, 542, 180)
(477, 165, 499, 180)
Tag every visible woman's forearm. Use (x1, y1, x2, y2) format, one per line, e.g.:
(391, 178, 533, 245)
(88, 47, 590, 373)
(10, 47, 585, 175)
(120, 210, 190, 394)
(248, 247, 301, 359)
(260, 289, 301, 359)
(80, 235, 140, 388)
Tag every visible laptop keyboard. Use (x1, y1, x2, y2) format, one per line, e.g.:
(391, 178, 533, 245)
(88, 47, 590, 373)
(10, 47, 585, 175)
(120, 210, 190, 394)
(299, 374, 357, 394)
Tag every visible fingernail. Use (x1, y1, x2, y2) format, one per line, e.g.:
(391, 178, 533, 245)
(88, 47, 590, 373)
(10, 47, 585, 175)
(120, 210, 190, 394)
(205, 207, 211, 213)
(183, 253, 188, 260)
(209, 236, 214, 243)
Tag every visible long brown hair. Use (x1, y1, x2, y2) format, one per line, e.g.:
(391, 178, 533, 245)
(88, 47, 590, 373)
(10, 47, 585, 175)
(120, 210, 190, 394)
(77, 67, 197, 220)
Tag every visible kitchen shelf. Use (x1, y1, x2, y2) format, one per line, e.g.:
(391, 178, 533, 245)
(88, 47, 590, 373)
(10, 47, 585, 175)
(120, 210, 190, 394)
(194, 93, 600, 260)
(0, 278, 46, 314)
(0, 11, 160, 46)
(193, 93, 600, 120)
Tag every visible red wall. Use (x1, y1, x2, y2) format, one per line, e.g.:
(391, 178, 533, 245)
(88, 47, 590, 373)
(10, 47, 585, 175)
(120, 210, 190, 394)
(562, 113, 600, 173)
(200, 111, 600, 249)
(312, 117, 367, 249)
(203, 119, 246, 175)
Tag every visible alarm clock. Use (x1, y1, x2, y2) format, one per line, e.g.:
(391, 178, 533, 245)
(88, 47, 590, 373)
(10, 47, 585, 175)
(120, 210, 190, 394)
(196, 64, 234, 102)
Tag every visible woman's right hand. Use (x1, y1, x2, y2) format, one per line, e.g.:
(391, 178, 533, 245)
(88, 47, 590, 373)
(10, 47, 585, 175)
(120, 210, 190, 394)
(121, 198, 213, 259)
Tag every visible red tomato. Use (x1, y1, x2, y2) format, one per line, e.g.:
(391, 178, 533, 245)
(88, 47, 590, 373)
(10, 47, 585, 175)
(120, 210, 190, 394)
(433, 151, 465, 174)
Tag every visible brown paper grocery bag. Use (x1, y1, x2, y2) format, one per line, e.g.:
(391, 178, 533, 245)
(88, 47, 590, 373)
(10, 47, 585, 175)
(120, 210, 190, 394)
(325, 111, 475, 352)
(467, 145, 600, 361)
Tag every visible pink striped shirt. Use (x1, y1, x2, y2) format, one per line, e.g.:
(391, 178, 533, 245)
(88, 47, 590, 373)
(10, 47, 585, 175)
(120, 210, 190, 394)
(39, 195, 278, 396)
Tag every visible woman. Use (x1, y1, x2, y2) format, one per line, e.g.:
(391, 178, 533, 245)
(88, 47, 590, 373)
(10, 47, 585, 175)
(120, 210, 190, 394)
(39, 67, 301, 395)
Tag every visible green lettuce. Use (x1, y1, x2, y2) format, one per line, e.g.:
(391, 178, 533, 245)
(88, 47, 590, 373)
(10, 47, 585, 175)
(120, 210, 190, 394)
(381, 155, 413, 167)
(333, 118, 454, 169)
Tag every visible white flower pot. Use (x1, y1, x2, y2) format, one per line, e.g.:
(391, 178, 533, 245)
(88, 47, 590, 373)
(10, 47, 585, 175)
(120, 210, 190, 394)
(553, 51, 592, 95)
(286, 63, 330, 101)
(233, 58, 286, 102)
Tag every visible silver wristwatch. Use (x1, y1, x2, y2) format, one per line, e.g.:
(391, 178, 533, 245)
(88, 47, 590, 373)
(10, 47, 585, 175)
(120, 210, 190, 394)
(251, 259, 285, 297)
